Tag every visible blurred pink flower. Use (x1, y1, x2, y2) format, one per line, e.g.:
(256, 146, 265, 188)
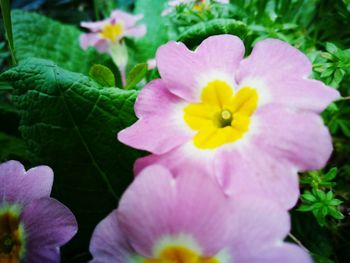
(118, 35, 340, 209)
(80, 10, 146, 87)
(89, 165, 312, 263)
(80, 10, 146, 53)
(162, 0, 229, 16)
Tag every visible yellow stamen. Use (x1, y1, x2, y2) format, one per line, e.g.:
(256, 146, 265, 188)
(184, 80, 258, 149)
(144, 246, 219, 263)
(221, 110, 231, 120)
(0, 210, 25, 263)
(99, 22, 124, 42)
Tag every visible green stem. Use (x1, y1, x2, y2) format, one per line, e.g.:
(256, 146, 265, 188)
(337, 96, 350, 101)
(0, 0, 16, 65)
(93, 0, 100, 20)
(288, 233, 310, 252)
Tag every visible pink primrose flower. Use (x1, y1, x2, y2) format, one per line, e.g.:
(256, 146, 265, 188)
(80, 10, 146, 53)
(162, 0, 229, 16)
(0, 160, 77, 262)
(118, 35, 340, 209)
(89, 165, 312, 263)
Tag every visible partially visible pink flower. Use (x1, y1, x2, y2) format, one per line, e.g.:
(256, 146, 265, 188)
(90, 166, 312, 263)
(162, 0, 229, 16)
(118, 35, 340, 209)
(0, 160, 77, 262)
(80, 10, 146, 53)
(89, 165, 312, 263)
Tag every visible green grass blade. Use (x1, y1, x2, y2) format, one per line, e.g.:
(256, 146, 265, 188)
(0, 0, 16, 65)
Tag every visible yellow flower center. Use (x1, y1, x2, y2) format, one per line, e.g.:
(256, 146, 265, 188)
(0, 207, 25, 263)
(184, 80, 258, 149)
(193, 1, 208, 12)
(144, 246, 219, 263)
(100, 22, 124, 42)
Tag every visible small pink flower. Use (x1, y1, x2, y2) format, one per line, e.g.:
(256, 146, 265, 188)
(162, 0, 229, 16)
(89, 165, 312, 263)
(118, 35, 340, 209)
(80, 10, 146, 53)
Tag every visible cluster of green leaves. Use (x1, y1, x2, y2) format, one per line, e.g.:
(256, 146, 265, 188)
(299, 168, 344, 227)
(313, 43, 350, 89)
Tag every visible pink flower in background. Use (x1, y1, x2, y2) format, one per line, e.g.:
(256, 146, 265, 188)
(0, 160, 77, 262)
(118, 34, 340, 209)
(80, 10, 146, 86)
(89, 165, 312, 263)
(80, 10, 146, 53)
(162, 0, 229, 16)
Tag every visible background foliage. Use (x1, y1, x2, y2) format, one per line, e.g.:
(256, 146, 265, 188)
(0, 0, 349, 262)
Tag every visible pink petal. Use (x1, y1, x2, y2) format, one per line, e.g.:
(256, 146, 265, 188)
(215, 144, 300, 209)
(117, 165, 230, 257)
(237, 38, 311, 80)
(236, 38, 339, 111)
(241, 244, 313, 263)
(124, 24, 147, 38)
(118, 80, 192, 154)
(81, 20, 110, 32)
(80, 33, 110, 53)
(264, 78, 339, 112)
(0, 160, 25, 176)
(95, 39, 110, 53)
(255, 104, 333, 170)
(110, 10, 144, 28)
(89, 210, 135, 263)
(0, 161, 53, 205)
(134, 143, 212, 176)
(226, 195, 291, 259)
(22, 198, 77, 254)
(156, 34, 245, 102)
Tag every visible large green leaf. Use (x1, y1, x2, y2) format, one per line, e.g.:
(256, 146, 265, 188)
(1, 58, 140, 261)
(178, 19, 248, 49)
(132, 0, 169, 61)
(11, 10, 108, 75)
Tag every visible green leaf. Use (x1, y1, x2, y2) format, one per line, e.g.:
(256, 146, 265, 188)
(320, 68, 334, 78)
(0, 132, 28, 161)
(178, 19, 248, 49)
(325, 191, 334, 201)
(338, 120, 350, 137)
(327, 207, 344, 220)
(323, 167, 337, 181)
(302, 191, 317, 202)
(11, 10, 108, 75)
(89, 64, 116, 87)
(125, 63, 148, 90)
(1, 58, 141, 258)
(132, 0, 169, 61)
(328, 199, 343, 206)
(298, 204, 315, 212)
(314, 189, 327, 200)
(0, 0, 16, 64)
(326, 42, 338, 54)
